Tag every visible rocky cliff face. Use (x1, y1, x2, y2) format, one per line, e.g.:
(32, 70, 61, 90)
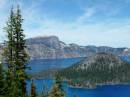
(26, 36, 130, 59)
(1, 36, 130, 59)
(73, 53, 123, 70)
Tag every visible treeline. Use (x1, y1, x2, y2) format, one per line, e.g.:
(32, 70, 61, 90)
(0, 7, 66, 97)
(59, 54, 130, 87)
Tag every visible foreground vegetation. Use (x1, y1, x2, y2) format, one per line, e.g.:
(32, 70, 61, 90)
(0, 7, 66, 97)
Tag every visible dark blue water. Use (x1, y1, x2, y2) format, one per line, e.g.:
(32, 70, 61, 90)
(121, 56, 130, 62)
(27, 58, 82, 74)
(68, 85, 130, 97)
(27, 56, 130, 97)
(27, 79, 130, 97)
(27, 56, 130, 74)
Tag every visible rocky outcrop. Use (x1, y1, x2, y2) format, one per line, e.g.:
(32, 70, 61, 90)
(26, 36, 130, 59)
(1, 36, 130, 59)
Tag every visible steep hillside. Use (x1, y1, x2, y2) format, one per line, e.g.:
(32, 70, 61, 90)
(0, 36, 130, 59)
(26, 36, 130, 59)
(59, 53, 130, 88)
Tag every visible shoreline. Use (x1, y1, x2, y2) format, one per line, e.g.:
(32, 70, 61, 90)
(27, 77, 130, 89)
(68, 82, 130, 89)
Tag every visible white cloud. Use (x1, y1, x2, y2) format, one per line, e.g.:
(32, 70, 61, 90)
(23, 15, 130, 48)
(0, 0, 130, 48)
(0, 0, 9, 42)
(77, 7, 96, 23)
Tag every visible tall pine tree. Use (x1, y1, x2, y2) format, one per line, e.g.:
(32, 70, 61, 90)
(4, 7, 19, 97)
(13, 6, 29, 96)
(49, 73, 66, 97)
(4, 6, 29, 97)
(30, 80, 37, 97)
(0, 63, 6, 97)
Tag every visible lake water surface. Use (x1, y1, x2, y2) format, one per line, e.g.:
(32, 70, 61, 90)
(27, 57, 130, 97)
(27, 79, 130, 97)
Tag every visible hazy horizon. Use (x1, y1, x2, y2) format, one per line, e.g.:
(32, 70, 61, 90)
(0, 0, 130, 48)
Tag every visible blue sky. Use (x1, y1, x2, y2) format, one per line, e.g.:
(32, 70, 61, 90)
(0, 0, 130, 47)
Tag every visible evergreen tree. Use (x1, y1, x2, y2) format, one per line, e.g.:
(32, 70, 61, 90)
(4, 6, 29, 97)
(41, 84, 49, 97)
(30, 80, 37, 97)
(0, 63, 6, 96)
(4, 7, 15, 77)
(49, 73, 66, 97)
(3, 7, 20, 97)
(13, 6, 29, 96)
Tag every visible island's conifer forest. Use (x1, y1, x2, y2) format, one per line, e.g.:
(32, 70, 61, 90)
(0, 7, 67, 97)
(59, 53, 130, 88)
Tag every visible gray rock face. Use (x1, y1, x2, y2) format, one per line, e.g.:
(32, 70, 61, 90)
(76, 53, 123, 70)
(1, 36, 130, 59)
(26, 36, 61, 50)
(26, 36, 130, 59)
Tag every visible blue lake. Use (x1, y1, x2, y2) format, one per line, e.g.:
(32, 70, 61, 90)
(27, 79, 130, 97)
(27, 57, 130, 97)
(27, 57, 82, 74)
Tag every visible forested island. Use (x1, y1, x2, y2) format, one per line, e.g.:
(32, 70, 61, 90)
(59, 53, 130, 88)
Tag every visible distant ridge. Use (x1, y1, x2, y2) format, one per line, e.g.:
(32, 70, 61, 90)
(0, 36, 130, 59)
